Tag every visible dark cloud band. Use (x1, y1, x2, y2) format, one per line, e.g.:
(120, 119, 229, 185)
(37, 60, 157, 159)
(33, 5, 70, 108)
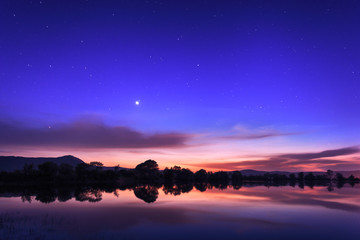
(0, 120, 191, 149)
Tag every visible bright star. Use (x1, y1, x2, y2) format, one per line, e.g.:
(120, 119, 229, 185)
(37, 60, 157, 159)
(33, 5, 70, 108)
(135, 100, 140, 105)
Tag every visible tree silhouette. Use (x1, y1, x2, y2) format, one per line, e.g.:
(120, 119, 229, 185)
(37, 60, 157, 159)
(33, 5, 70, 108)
(305, 172, 315, 181)
(90, 161, 103, 167)
(336, 172, 345, 182)
(298, 172, 304, 182)
(58, 163, 75, 182)
(194, 169, 208, 182)
(348, 174, 355, 181)
(289, 173, 296, 181)
(38, 162, 58, 181)
(176, 168, 194, 182)
(209, 171, 229, 183)
(135, 160, 160, 180)
(231, 171, 243, 183)
(23, 163, 36, 178)
(75, 163, 90, 182)
(327, 170, 334, 181)
(1, 158, 359, 193)
(136, 159, 158, 172)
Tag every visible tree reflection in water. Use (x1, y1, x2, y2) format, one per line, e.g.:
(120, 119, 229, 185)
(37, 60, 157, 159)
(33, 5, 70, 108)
(75, 188, 103, 202)
(134, 185, 159, 203)
(0, 181, 357, 204)
(163, 183, 193, 196)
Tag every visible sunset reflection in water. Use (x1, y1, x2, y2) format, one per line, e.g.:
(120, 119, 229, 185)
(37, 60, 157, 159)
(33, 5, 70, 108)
(0, 185, 359, 240)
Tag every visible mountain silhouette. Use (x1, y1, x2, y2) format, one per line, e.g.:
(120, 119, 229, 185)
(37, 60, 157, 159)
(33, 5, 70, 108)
(0, 155, 84, 172)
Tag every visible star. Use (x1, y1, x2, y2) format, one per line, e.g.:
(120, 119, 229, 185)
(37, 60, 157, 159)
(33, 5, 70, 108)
(135, 100, 140, 105)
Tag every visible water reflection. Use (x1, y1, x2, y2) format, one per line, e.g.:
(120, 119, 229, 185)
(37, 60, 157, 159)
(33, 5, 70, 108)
(1, 184, 360, 240)
(0, 182, 358, 204)
(134, 185, 159, 203)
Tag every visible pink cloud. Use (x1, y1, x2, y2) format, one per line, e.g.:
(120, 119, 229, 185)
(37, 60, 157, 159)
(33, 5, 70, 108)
(191, 147, 360, 171)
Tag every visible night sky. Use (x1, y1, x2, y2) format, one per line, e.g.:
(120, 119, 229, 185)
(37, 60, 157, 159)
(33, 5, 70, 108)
(1, 0, 359, 171)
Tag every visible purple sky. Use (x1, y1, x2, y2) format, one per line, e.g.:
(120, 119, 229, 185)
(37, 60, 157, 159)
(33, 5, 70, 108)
(0, 0, 359, 171)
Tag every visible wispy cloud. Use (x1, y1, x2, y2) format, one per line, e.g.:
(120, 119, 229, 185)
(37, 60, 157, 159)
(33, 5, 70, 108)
(215, 124, 300, 140)
(279, 147, 359, 160)
(221, 132, 297, 140)
(192, 146, 360, 171)
(0, 119, 192, 149)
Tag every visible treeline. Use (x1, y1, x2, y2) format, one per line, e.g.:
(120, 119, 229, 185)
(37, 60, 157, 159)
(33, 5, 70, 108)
(0, 159, 359, 187)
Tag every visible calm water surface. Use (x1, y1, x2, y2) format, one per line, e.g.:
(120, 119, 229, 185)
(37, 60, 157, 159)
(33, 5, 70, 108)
(0, 185, 359, 240)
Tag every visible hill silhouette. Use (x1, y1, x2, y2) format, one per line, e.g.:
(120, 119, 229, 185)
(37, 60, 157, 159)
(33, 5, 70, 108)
(0, 155, 84, 172)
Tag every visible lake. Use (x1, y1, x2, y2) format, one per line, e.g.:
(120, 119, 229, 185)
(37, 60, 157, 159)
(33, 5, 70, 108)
(0, 184, 359, 240)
